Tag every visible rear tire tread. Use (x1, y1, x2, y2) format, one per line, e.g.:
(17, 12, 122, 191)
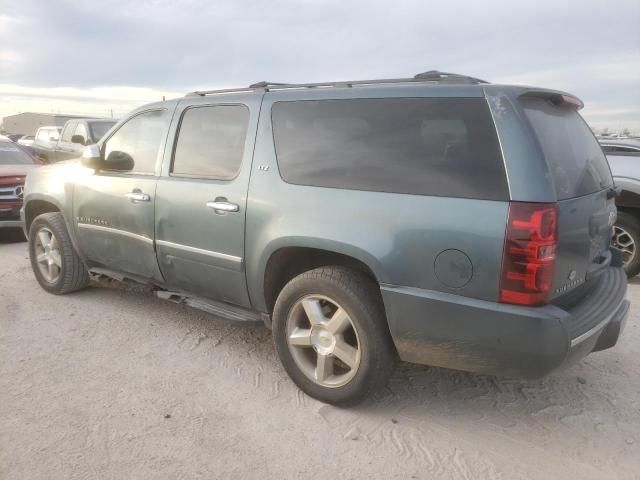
(273, 266, 396, 406)
(615, 211, 640, 278)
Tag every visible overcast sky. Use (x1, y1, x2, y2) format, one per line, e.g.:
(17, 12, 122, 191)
(1, 0, 639, 131)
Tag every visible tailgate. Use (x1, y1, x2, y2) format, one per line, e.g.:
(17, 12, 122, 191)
(553, 191, 616, 299)
(520, 94, 615, 300)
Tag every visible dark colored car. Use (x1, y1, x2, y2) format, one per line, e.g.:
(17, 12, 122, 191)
(0, 140, 40, 231)
(22, 71, 628, 405)
(600, 138, 640, 276)
(33, 119, 116, 163)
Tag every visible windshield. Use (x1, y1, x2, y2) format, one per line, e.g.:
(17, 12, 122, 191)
(0, 143, 34, 165)
(522, 97, 613, 199)
(89, 121, 116, 142)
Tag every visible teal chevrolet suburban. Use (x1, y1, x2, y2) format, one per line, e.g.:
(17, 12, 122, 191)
(22, 71, 629, 405)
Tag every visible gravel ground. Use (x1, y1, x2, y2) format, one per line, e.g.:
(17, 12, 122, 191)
(1, 236, 639, 480)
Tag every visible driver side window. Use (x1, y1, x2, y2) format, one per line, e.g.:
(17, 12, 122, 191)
(74, 123, 88, 145)
(103, 109, 167, 174)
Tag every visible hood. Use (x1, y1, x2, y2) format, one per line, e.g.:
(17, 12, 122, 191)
(0, 163, 39, 179)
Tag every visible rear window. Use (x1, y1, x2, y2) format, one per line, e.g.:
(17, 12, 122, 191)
(271, 98, 508, 200)
(522, 98, 613, 200)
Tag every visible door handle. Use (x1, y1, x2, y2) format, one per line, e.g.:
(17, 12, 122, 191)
(125, 191, 151, 202)
(206, 200, 239, 213)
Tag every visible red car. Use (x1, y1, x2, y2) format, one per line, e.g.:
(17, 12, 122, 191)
(0, 139, 41, 231)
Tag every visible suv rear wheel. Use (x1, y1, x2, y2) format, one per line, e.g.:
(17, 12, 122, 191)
(272, 266, 396, 405)
(28, 212, 90, 294)
(613, 211, 640, 278)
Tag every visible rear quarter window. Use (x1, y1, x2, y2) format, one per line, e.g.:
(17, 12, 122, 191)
(271, 97, 508, 200)
(521, 97, 613, 200)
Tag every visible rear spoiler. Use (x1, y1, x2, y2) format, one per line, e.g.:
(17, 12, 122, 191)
(519, 90, 584, 110)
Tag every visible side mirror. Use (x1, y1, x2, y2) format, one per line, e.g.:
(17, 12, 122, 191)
(81, 144, 103, 170)
(105, 150, 134, 171)
(71, 134, 86, 145)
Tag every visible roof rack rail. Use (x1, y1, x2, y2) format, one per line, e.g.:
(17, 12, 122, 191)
(185, 70, 489, 97)
(248, 81, 291, 88)
(413, 70, 488, 84)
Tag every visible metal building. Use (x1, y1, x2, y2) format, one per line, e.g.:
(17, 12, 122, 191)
(1, 112, 98, 136)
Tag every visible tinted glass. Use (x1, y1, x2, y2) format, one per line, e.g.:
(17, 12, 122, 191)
(272, 98, 508, 200)
(522, 98, 613, 199)
(61, 122, 76, 142)
(173, 105, 249, 179)
(89, 121, 116, 142)
(74, 123, 88, 143)
(0, 142, 34, 165)
(103, 110, 167, 173)
(50, 128, 61, 141)
(36, 129, 49, 142)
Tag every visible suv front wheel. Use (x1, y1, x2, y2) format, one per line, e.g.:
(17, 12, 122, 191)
(28, 212, 90, 294)
(272, 266, 396, 405)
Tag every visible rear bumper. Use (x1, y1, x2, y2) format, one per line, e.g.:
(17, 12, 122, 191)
(381, 266, 628, 378)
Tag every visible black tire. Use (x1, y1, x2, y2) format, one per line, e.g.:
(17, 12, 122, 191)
(28, 212, 90, 294)
(272, 266, 396, 406)
(614, 211, 640, 278)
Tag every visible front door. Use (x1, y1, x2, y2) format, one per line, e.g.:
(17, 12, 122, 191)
(155, 97, 260, 308)
(56, 121, 84, 162)
(73, 108, 174, 282)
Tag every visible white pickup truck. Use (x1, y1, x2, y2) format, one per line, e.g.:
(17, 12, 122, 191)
(33, 119, 116, 163)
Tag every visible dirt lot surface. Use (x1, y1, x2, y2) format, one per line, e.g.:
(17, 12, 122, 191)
(1, 237, 639, 479)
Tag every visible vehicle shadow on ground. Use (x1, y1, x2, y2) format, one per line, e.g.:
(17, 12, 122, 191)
(87, 278, 629, 427)
(0, 229, 26, 244)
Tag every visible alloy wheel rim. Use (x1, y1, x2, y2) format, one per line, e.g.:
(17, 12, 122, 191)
(34, 227, 62, 283)
(286, 294, 361, 388)
(613, 225, 635, 267)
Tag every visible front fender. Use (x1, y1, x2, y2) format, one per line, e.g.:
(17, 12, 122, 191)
(23, 161, 89, 252)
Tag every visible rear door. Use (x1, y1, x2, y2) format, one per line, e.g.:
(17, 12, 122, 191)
(154, 95, 261, 308)
(521, 97, 615, 299)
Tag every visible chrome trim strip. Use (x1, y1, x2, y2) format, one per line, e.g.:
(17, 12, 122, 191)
(156, 239, 242, 264)
(570, 316, 611, 347)
(483, 90, 511, 198)
(77, 223, 153, 244)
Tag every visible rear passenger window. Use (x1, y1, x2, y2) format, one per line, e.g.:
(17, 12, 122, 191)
(271, 98, 508, 200)
(172, 105, 249, 179)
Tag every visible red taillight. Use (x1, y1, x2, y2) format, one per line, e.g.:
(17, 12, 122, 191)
(500, 202, 558, 306)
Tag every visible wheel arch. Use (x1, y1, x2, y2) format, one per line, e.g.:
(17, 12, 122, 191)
(258, 239, 387, 314)
(24, 196, 63, 233)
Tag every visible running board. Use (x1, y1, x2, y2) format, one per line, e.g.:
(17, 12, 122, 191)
(156, 290, 271, 327)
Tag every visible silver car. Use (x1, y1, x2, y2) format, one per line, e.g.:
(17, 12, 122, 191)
(601, 138, 640, 277)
